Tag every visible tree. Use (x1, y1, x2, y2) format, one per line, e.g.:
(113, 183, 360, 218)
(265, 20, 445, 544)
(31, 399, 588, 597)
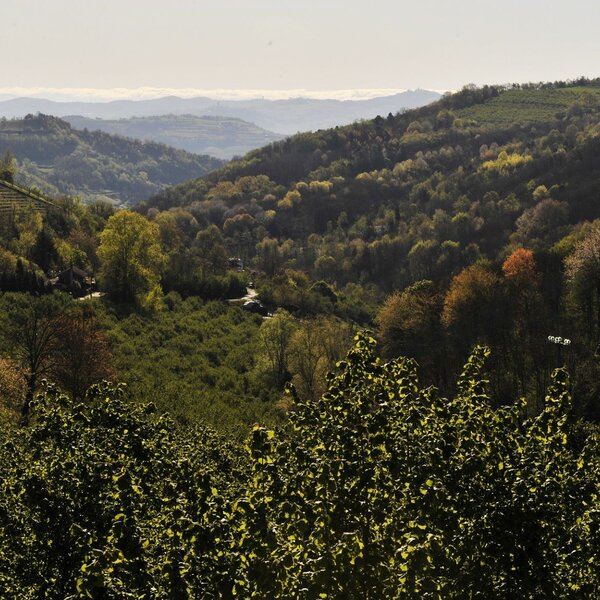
(314, 254, 337, 282)
(408, 240, 439, 281)
(153, 211, 185, 251)
(377, 280, 444, 385)
(13, 206, 44, 260)
(51, 307, 115, 400)
(286, 316, 354, 401)
(255, 310, 297, 388)
(255, 237, 282, 277)
(442, 264, 500, 333)
(565, 225, 600, 345)
(502, 249, 547, 403)
(193, 225, 228, 277)
(502, 247, 539, 286)
(31, 227, 59, 273)
(0, 150, 16, 184)
(98, 211, 166, 307)
(442, 264, 505, 366)
(0, 293, 70, 422)
(514, 199, 569, 248)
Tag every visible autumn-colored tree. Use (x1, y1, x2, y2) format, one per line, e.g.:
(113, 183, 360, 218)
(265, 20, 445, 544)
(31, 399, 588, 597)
(377, 280, 444, 385)
(502, 248, 548, 403)
(442, 265, 504, 360)
(443, 265, 499, 328)
(502, 247, 539, 287)
(0, 293, 71, 422)
(51, 307, 115, 400)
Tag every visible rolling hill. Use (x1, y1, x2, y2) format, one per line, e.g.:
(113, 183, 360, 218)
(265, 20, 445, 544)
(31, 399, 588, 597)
(136, 78, 600, 418)
(63, 114, 284, 160)
(145, 79, 600, 288)
(0, 114, 223, 204)
(149, 81, 600, 198)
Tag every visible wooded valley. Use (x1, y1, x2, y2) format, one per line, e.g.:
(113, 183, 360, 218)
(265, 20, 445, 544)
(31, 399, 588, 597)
(0, 80, 599, 597)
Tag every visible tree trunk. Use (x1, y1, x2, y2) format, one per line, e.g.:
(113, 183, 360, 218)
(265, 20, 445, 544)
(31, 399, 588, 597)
(20, 373, 36, 426)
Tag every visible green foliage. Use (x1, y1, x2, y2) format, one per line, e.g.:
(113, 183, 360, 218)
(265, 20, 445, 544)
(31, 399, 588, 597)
(253, 309, 297, 389)
(100, 297, 280, 434)
(0, 334, 598, 597)
(0, 382, 244, 598)
(231, 334, 600, 598)
(98, 210, 167, 307)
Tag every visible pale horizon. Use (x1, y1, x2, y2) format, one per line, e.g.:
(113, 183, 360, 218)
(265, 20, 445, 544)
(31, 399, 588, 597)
(0, 87, 445, 103)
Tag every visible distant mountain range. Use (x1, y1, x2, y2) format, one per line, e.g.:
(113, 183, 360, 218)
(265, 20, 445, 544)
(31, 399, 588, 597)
(0, 90, 442, 135)
(63, 114, 284, 160)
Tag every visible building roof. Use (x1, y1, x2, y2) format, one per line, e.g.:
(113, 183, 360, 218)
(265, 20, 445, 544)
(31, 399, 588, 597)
(58, 265, 88, 279)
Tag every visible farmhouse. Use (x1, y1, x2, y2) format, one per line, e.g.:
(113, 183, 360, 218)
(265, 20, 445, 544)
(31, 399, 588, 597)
(49, 265, 96, 297)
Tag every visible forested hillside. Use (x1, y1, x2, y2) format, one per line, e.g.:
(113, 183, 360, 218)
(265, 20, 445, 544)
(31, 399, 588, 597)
(0, 114, 223, 204)
(141, 79, 600, 418)
(1, 80, 600, 597)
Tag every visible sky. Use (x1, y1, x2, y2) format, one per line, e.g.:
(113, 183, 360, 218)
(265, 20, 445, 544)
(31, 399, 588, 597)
(1, 0, 600, 101)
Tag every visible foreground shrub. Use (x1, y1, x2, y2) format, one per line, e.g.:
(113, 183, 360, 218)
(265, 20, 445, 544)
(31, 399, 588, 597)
(0, 335, 598, 598)
(231, 334, 599, 598)
(0, 382, 243, 599)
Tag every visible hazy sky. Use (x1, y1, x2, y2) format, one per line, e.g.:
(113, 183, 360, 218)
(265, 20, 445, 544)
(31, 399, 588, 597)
(2, 0, 600, 100)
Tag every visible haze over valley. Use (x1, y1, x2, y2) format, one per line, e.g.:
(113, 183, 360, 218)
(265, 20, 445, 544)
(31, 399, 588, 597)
(0, 89, 442, 134)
